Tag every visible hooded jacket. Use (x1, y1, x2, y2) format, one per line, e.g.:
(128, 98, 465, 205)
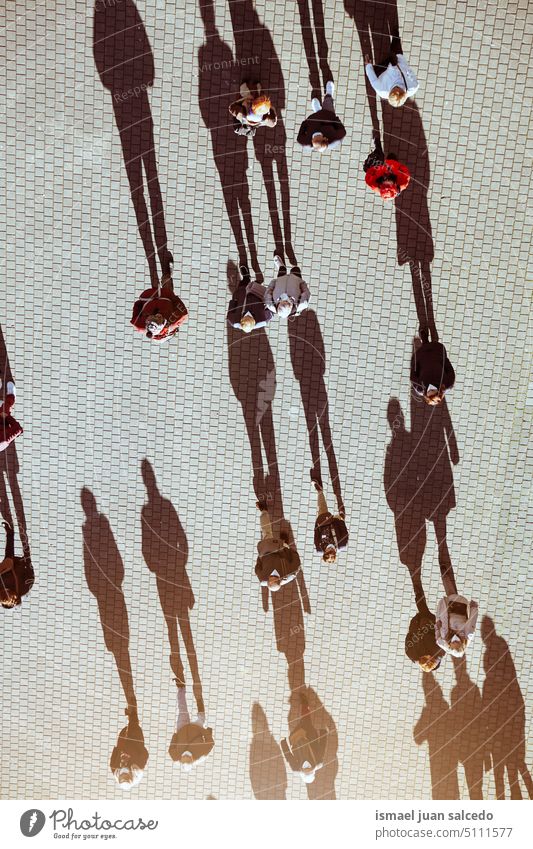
(365, 158, 410, 199)
(227, 280, 273, 330)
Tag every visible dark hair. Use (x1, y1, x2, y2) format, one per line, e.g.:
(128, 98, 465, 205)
(145, 330, 153, 339)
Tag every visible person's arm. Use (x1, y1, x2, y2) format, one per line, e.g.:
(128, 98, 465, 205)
(229, 100, 245, 120)
(443, 358, 456, 390)
(389, 159, 410, 190)
(264, 280, 276, 310)
(297, 281, 311, 311)
(296, 120, 311, 147)
(365, 63, 380, 93)
(280, 738, 298, 771)
(464, 601, 479, 637)
(263, 108, 277, 127)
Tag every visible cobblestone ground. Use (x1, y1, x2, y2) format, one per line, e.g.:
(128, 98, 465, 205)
(1, 0, 531, 799)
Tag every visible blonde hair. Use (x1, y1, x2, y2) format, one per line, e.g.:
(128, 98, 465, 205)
(388, 86, 407, 107)
(251, 94, 271, 116)
(277, 298, 293, 318)
(240, 313, 256, 333)
(418, 655, 440, 673)
(424, 386, 445, 406)
(312, 134, 329, 152)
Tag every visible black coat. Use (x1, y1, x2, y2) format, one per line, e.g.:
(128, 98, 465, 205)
(297, 109, 346, 148)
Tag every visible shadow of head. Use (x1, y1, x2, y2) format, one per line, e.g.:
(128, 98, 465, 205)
(480, 615, 496, 644)
(141, 457, 158, 494)
(80, 487, 98, 517)
(387, 397, 405, 432)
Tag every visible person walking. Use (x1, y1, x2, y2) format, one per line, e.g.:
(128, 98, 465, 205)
(296, 81, 346, 152)
(0, 380, 23, 453)
(364, 28, 419, 107)
(411, 334, 456, 405)
(435, 594, 479, 658)
(363, 131, 410, 200)
(255, 501, 301, 591)
(281, 691, 328, 785)
(229, 81, 277, 137)
(168, 687, 214, 771)
(131, 254, 188, 341)
(312, 472, 348, 564)
(265, 255, 310, 318)
(109, 707, 149, 791)
(0, 521, 34, 609)
(227, 264, 273, 333)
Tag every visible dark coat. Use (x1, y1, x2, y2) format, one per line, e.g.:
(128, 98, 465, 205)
(227, 280, 273, 329)
(168, 723, 215, 763)
(410, 342, 455, 395)
(109, 721, 149, 771)
(314, 515, 348, 553)
(297, 109, 346, 148)
(255, 543, 301, 583)
(0, 556, 34, 602)
(281, 721, 328, 772)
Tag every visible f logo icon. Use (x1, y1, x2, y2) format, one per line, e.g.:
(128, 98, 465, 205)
(20, 809, 46, 837)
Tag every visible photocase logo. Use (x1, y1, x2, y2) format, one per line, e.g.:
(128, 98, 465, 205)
(20, 809, 46, 837)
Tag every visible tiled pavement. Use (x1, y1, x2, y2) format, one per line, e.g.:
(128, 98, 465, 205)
(1, 0, 531, 800)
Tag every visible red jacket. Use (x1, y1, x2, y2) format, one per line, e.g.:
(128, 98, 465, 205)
(365, 159, 411, 200)
(131, 285, 188, 341)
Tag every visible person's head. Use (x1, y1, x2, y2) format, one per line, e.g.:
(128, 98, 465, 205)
(311, 133, 329, 152)
(145, 312, 166, 339)
(113, 753, 144, 790)
(276, 297, 293, 318)
(180, 752, 194, 772)
(0, 585, 20, 609)
(424, 385, 445, 406)
(240, 311, 256, 333)
(378, 178, 399, 200)
(268, 574, 282, 592)
(300, 762, 316, 783)
(418, 654, 442, 673)
(250, 94, 271, 117)
(388, 86, 407, 108)
(322, 544, 337, 564)
(446, 633, 468, 657)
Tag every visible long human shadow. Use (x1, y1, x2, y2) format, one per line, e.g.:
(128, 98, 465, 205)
(0, 325, 30, 562)
(296, 0, 333, 98)
(384, 387, 459, 609)
(93, 0, 171, 287)
(249, 702, 287, 799)
(81, 488, 138, 713)
(228, 0, 297, 265)
(345, 0, 436, 337)
(198, 0, 260, 275)
(413, 672, 460, 799)
(302, 687, 339, 800)
(481, 616, 533, 799)
(449, 656, 486, 799)
(288, 310, 344, 515)
(226, 260, 281, 511)
(140, 459, 205, 713)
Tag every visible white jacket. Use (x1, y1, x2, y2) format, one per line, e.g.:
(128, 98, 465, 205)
(365, 54, 419, 99)
(265, 273, 310, 315)
(435, 595, 478, 656)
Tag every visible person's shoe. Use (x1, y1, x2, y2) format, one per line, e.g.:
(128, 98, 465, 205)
(311, 97, 321, 112)
(325, 80, 334, 97)
(2, 520, 13, 533)
(256, 500, 268, 512)
(239, 264, 250, 280)
(273, 254, 285, 271)
(173, 676, 186, 688)
(310, 468, 323, 491)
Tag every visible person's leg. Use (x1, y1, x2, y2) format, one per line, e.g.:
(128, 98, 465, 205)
(322, 93, 334, 113)
(175, 686, 191, 731)
(3, 522, 14, 560)
(317, 489, 329, 518)
(260, 508, 274, 541)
